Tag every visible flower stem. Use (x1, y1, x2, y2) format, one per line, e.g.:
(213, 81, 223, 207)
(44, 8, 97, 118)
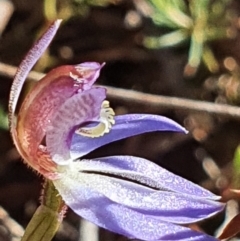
(21, 180, 67, 241)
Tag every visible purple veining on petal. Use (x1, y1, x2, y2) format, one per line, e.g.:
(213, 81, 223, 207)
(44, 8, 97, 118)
(46, 87, 106, 164)
(18, 73, 86, 157)
(70, 114, 187, 158)
(71, 171, 224, 224)
(53, 170, 219, 241)
(9, 20, 62, 131)
(78, 156, 220, 200)
(17, 61, 106, 165)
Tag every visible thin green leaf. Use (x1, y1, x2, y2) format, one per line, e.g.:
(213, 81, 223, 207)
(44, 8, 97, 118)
(150, 0, 192, 29)
(202, 45, 219, 73)
(144, 29, 188, 48)
(188, 32, 203, 69)
(170, 0, 187, 12)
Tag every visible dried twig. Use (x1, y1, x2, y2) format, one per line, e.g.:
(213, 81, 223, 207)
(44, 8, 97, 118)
(0, 62, 44, 81)
(1, 62, 240, 119)
(106, 86, 240, 118)
(0, 205, 24, 241)
(0, 0, 14, 36)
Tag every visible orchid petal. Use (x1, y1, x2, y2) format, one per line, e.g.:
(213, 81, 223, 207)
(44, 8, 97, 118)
(63, 169, 223, 224)
(18, 71, 87, 157)
(9, 20, 62, 131)
(53, 167, 219, 241)
(76, 156, 220, 200)
(74, 62, 105, 90)
(70, 114, 187, 158)
(46, 87, 106, 165)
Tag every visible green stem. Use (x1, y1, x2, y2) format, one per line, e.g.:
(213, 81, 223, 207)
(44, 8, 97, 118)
(21, 180, 67, 241)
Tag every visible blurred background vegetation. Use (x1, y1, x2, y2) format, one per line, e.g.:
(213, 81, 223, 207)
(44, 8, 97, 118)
(1, 0, 240, 240)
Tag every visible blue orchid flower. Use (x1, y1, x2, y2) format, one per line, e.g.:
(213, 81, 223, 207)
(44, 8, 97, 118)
(8, 20, 224, 241)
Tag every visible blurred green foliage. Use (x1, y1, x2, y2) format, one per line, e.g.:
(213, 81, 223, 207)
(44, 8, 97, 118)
(232, 145, 240, 188)
(42, 0, 238, 78)
(143, 0, 235, 76)
(43, 0, 119, 21)
(0, 106, 8, 130)
(40, 0, 119, 70)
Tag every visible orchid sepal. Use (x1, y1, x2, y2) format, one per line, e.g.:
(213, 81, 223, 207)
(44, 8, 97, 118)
(53, 163, 221, 241)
